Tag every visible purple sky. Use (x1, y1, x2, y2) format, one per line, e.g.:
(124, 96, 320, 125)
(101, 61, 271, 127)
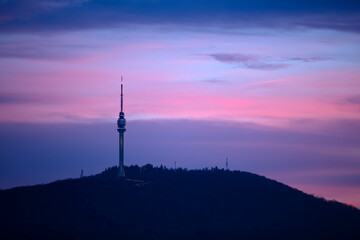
(0, 0, 360, 207)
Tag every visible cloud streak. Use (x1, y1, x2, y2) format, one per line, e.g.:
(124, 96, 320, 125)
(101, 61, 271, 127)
(288, 57, 331, 62)
(0, 40, 87, 60)
(201, 78, 229, 84)
(208, 53, 289, 70)
(344, 95, 360, 105)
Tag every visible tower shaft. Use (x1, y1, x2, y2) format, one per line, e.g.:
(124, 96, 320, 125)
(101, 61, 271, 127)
(118, 131, 125, 177)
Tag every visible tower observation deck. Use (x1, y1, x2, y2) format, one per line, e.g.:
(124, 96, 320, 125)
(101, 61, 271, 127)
(117, 77, 126, 177)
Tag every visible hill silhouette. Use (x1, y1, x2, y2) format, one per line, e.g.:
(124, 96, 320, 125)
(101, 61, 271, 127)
(1, 165, 359, 240)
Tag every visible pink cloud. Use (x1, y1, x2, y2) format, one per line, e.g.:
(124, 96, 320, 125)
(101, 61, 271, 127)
(1, 66, 360, 127)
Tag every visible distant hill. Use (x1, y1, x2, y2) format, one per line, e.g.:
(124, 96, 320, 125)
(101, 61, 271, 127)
(1, 165, 359, 240)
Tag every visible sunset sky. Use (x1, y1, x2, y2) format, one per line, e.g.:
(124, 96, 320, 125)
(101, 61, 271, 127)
(1, 0, 360, 207)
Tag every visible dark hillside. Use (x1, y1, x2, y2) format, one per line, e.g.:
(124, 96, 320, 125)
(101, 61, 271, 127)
(1, 165, 359, 240)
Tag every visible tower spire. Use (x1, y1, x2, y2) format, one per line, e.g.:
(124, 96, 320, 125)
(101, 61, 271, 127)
(121, 76, 123, 112)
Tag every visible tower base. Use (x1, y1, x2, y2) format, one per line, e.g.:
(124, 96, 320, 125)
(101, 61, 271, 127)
(117, 166, 125, 177)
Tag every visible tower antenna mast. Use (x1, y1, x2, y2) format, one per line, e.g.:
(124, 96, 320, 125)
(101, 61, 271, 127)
(121, 76, 123, 112)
